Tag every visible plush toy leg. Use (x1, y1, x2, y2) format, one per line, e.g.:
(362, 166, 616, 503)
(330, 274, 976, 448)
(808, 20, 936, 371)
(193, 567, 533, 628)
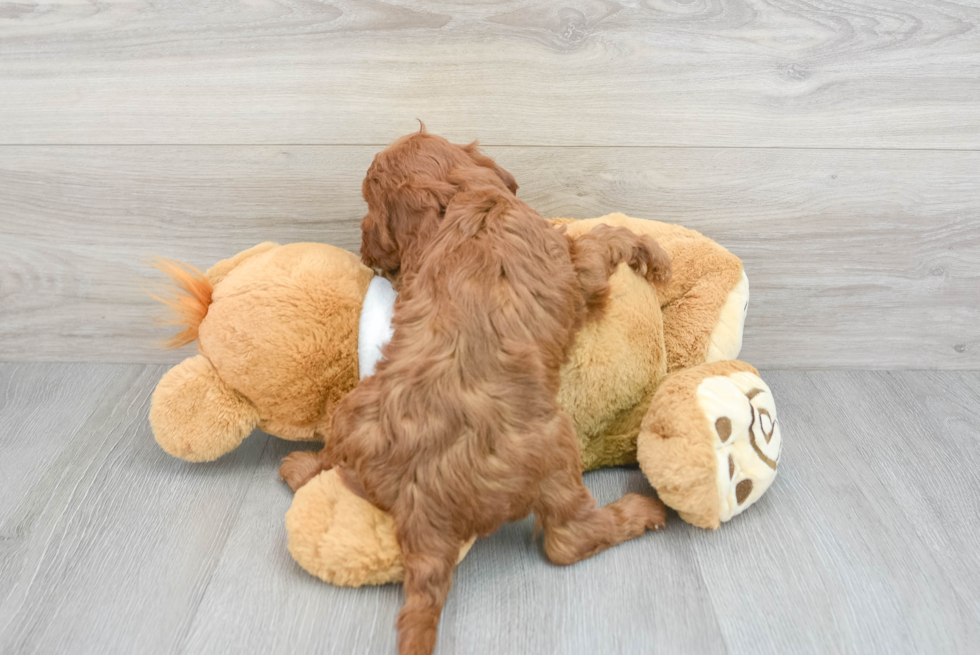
(661, 268, 747, 371)
(637, 360, 782, 529)
(149, 354, 260, 462)
(285, 470, 475, 587)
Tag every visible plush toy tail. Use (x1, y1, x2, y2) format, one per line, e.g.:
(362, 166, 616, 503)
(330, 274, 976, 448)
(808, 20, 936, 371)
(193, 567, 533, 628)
(148, 258, 214, 348)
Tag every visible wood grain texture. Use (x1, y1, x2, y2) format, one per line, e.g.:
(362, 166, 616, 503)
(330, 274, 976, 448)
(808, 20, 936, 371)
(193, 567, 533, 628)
(691, 370, 980, 654)
(185, 439, 726, 655)
(0, 363, 122, 559)
(1, 1, 979, 147)
(1, 145, 977, 368)
(2, 365, 979, 654)
(0, 363, 272, 655)
(808, 370, 980, 618)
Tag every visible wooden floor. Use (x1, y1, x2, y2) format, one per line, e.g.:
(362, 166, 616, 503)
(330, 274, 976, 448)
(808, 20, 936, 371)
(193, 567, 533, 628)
(0, 364, 978, 654)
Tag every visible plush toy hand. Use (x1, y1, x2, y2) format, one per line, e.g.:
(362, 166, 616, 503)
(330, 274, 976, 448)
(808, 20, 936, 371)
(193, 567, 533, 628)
(150, 355, 261, 462)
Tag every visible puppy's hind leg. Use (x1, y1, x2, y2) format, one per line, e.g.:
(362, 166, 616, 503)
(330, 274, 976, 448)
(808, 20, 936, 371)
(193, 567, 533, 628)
(279, 450, 332, 492)
(533, 416, 667, 566)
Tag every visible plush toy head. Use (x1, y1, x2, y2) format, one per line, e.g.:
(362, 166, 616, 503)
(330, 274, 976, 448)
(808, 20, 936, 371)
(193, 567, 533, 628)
(150, 242, 373, 461)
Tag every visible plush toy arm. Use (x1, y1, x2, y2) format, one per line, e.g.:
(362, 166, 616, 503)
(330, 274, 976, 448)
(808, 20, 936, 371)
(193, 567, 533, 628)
(551, 214, 747, 371)
(149, 354, 260, 462)
(662, 268, 748, 371)
(637, 360, 781, 529)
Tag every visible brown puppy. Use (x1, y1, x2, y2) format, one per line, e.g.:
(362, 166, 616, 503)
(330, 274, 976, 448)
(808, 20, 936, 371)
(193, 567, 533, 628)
(282, 132, 670, 655)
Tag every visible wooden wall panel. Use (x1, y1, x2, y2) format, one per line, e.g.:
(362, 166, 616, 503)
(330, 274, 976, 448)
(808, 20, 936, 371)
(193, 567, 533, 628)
(1, 145, 977, 367)
(1, 1, 979, 147)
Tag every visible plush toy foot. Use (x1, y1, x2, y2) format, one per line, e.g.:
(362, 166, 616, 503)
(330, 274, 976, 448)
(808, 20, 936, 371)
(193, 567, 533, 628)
(285, 470, 475, 587)
(637, 360, 782, 529)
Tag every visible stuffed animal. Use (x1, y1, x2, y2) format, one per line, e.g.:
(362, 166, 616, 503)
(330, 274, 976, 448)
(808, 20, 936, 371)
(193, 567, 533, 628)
(149, 213, 782, 587)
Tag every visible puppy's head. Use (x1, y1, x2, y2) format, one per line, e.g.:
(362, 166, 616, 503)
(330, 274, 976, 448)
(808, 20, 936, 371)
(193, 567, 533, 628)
(360, 127, 518, 278)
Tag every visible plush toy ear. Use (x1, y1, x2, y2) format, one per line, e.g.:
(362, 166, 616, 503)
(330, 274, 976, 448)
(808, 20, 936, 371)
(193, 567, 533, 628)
(149, 354, 260, 462)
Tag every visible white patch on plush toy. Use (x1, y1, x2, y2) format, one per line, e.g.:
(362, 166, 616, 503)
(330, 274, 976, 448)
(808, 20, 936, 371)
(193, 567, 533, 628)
(706, 270, 749, 363)
(696, 371, 780, 522)
(358, 276, 397, 379)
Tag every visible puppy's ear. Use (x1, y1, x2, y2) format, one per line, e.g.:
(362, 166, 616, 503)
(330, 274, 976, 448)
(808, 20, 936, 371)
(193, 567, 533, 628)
(361, 175, 454, 276)
(462, 141, 519, 195)
(393, 176, 456, 266)
(405, 175, 458, 211)
(361, 172, 400, 273)
(360, 208, 400, 274)
(490, 161, 519, 195)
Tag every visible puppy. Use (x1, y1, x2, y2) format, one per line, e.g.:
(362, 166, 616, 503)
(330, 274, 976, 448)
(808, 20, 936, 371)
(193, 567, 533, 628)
(282, 131, 670, 655)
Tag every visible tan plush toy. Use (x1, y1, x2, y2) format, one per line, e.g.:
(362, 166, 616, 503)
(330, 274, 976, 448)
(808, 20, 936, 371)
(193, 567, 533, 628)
(149, 214, 782, 587)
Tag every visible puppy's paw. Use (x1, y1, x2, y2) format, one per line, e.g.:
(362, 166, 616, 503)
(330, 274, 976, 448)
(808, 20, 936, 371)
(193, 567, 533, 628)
(619, 492, 668, 532)
(279, 451, 328, 493)
(630, 235, 671, 285)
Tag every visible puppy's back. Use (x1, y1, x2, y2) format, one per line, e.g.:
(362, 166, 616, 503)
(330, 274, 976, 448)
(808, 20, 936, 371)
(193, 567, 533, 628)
(391, 188, 580, 380)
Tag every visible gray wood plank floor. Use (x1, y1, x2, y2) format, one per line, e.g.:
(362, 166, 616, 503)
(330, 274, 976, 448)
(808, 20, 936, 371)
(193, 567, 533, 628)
(1, 364, 978, 654)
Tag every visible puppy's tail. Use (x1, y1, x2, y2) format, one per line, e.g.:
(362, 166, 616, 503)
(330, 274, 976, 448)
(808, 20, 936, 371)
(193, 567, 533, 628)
(147, 258, 213, 348)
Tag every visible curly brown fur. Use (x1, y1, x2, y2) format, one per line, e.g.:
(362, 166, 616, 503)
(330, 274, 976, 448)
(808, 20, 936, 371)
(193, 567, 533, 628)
(359, 127, 518, 284)
(282, 131, 669, 655)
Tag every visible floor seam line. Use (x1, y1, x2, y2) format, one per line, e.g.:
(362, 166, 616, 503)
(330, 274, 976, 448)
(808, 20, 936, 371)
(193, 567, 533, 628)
(171, 433, 274, 655)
